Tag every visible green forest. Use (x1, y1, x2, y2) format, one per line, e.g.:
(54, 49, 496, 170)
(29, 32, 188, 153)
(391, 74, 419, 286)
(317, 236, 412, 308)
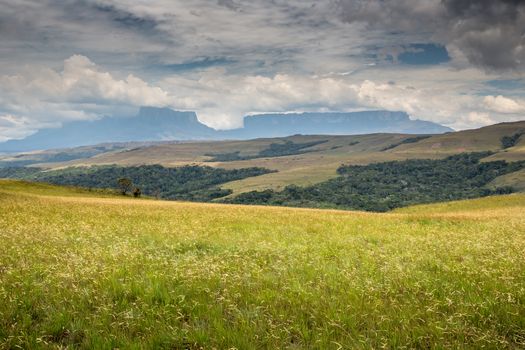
(1, 152, 523, 211)
(228, 152, 525, 211)
(381, 135, 431, 151)
(501, 131, 523, 149)
(205, 140, 327, 161)
(0, 165, 272, 201)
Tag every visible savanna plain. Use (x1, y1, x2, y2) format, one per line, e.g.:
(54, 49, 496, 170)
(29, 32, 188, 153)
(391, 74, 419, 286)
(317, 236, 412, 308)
(1, 180, 524, 349)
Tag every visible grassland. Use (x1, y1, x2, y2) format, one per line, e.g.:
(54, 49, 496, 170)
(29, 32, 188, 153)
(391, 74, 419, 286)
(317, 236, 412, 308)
(1, 180, 525, 348)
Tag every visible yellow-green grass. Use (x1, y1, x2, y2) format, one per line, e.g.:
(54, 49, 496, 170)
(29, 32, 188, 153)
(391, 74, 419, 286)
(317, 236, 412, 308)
(391, 121, 524, 154)
(0, 179, 119, 198)
(487, 168, 525, 192)
(219, 151, 444, 194)
(1, 180, 525, 348)
(482, 142, 525, 163)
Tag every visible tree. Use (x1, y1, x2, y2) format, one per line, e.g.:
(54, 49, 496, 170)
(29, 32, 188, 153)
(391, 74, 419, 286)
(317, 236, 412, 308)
(501, 132, 524, 149)
(117, 178, 132, 195)
(133, 187, 142, 198)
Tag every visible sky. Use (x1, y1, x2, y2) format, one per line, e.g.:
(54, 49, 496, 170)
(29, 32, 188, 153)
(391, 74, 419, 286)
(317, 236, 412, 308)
(1, 0, 525, 141)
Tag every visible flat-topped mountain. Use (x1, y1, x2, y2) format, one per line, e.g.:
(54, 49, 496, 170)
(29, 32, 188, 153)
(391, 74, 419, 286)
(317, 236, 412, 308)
(0, 107, 216, 152)
(0, 107, 452, 152)
(227, 111, 452, 138)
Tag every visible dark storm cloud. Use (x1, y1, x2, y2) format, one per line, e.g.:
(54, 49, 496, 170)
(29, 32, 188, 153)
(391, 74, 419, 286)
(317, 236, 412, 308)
(337, 0, 525, 71)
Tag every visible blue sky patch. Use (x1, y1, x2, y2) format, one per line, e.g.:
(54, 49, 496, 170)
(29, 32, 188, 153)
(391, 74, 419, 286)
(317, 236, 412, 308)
(157, 57, 235, 72)
(398, 44, 450, 65)
(485, 79, 525, 91)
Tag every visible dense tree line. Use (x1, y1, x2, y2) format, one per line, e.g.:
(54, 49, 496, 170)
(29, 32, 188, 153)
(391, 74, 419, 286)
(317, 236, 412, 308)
(0, 165, 273, 201)
(2, 153, 522, 211)
(0, 167, 42, 178)
(501, 132, 523, 149)
(227, 152, 524, 212)
(381, 135, 431, 151)
(205, 140, 328, 162)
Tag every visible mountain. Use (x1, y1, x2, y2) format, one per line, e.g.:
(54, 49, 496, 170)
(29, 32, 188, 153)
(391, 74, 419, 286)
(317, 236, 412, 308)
(0, 107, 452, 152)
(223, 111, 452, 138)
(0, 107, 216, 152)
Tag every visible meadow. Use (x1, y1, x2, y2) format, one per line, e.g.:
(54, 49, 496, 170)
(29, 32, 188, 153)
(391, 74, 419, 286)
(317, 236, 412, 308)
(1, 180, 524, 348)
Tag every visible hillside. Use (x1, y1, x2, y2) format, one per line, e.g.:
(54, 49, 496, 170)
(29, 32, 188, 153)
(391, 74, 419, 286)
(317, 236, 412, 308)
(389, 121, 525, 155)
(16, 121, 523, 195)
(1, 180, 524, 348)
(3, 152, 521, 211)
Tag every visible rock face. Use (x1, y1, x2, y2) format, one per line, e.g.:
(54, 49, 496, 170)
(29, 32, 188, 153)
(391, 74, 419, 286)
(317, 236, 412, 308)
(0, 107, 216, 152)
(223, 111, 452, 138)
(0, 107, 453, 152)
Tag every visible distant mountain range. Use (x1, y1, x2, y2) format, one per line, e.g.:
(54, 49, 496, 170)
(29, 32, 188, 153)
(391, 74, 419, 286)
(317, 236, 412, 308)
(0, 107, 453, 152)
(225, 111, 452, 139)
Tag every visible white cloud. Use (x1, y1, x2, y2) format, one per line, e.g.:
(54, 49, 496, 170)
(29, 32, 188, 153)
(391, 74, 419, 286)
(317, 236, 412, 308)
(161, 70, 362, 129)
(0, 115, 36, 142)
(0, 0, 523, 142)
(0, 55, 173, 140)
(0, 54, 522, 142)
(161, 67, 502, 130)
(16, 55, 172, 107)
(483, 95, 525, 114)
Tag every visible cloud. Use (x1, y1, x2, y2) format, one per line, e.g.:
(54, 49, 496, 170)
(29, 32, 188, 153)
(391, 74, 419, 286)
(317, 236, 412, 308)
(2, 0, 524, 75)
(160, 67, 505, 130)
(336, 0, 525, 71)
(161, 70, 361, 129)
(0, 55, 172, 139)
(0, 0, 370, 76)
(0, 54, 519, 141)
(0, 115, 36, 142)
(483, 95, 525, 114)
(1, 55, 172, 107)
(0, 1, 523, 141)
(463, 112, 495, 127)
(59, 55, 172, 106)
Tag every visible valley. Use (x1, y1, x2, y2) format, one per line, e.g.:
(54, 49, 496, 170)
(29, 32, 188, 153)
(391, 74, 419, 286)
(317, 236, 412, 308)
(1, 120, 523, 199)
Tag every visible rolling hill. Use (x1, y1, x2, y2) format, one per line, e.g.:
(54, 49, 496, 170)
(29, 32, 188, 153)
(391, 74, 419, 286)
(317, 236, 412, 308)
(11, 120, 522, 195)
(1, 180, 524, 348)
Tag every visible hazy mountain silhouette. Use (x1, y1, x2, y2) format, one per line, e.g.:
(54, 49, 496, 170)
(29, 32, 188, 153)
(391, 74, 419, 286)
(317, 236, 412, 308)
(222, 111, 452, 139)
(0, 107, 452, 152)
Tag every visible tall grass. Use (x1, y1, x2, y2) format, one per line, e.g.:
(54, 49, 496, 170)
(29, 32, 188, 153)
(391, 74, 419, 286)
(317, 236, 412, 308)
(1, 180, 524, 348)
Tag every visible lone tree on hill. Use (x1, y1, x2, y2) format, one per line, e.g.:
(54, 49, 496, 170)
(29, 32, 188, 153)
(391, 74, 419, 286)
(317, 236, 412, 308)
(117, 177, 133, 195)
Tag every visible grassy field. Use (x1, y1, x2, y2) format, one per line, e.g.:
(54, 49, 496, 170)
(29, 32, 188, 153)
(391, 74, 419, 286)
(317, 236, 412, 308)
(488, 168, 525, 193)
(1, 180, 525, 348)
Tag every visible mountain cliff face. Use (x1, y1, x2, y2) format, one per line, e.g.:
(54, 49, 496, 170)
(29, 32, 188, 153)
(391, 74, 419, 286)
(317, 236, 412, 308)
(223, 111, 452, 138)
(0, 107, 216, 152)
(0, 107, 453, 152)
